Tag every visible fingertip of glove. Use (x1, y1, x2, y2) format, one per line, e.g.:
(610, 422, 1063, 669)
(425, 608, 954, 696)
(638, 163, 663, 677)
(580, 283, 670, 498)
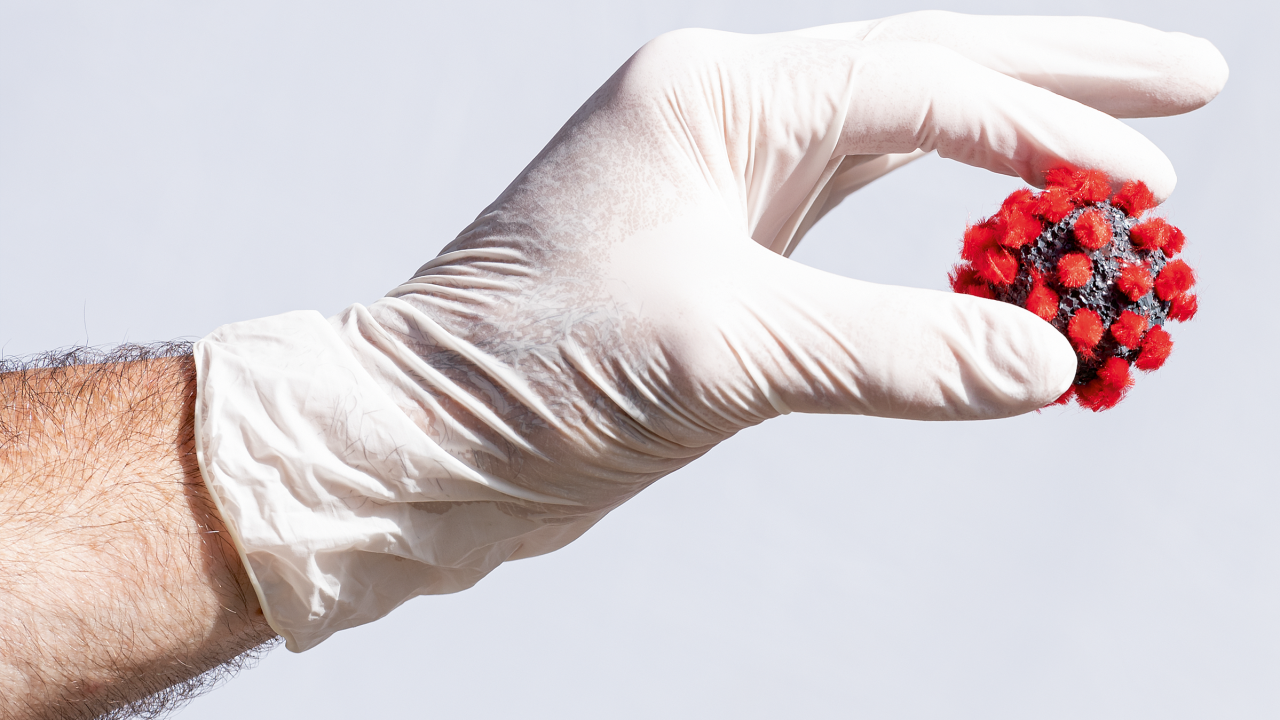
(965, 298, 1078, 416)
(1001, 303, 1078, 411)
(1161, 33, 1230, 113)
(1033, 316, 1078, 406)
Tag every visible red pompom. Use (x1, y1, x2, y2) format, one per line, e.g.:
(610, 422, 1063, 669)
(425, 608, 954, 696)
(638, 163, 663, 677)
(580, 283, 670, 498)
(1057, 253, 1093, 288)
(1025, 281, 1060, 321)
(1155, 258, 1196, 301)
(1000, 188, 1037, 218)
(1111, 180, 1157, 216)
(976, 246, 1018, 285)
(1097, 357, 1133, 387)
(1032, 186, 1074, 223)
(1076, 357, 1134, 411)
(1073, 209, 1112, 250)
(1135, 326, 1174, 371)
(1000, 210, 1043, 248)
(1043, 166, 1080, 189)
(1044, 165, 1110, 205)
(1163, 226, 1186, 257)
(949, 264, 996, 299)
(1075, 169, 1112, 205)
(1168, 293, 1199, 322)
(961, 220, 1017, 286)
(1130, 218, 1172, 251)
(1068, 309, 1104, 353)
(1109, 310, 1148, 348)
(1116, 262, 1154, 301)
(961, 219, 999, 263)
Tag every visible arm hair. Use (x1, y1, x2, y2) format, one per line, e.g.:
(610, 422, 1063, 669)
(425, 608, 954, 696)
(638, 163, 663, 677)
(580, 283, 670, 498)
(0, 343, 279, 720)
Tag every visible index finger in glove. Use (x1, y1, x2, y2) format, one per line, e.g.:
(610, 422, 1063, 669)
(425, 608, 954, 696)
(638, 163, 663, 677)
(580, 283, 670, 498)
(623, 32, 1179, 255)
(837, 40, 1178, 199)
(789, 11, 1228, 118)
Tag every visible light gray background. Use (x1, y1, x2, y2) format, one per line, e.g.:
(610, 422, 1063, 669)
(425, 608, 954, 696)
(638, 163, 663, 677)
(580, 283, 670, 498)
(1, 1, 1274, 718)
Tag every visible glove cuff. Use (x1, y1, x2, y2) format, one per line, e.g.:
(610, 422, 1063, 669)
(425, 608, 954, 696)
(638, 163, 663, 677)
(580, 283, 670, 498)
(194, 308, 593, 651)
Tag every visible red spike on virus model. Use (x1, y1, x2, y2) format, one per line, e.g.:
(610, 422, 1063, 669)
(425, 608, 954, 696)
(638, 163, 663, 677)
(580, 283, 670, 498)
(949, 166, 1198, 412)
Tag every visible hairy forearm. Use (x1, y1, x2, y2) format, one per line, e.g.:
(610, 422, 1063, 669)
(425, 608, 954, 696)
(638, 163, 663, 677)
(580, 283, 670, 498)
(0, 349, 277, 720)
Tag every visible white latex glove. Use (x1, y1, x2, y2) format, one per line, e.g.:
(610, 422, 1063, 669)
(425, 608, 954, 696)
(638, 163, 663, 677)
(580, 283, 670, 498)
(193, 11, 1227, 651)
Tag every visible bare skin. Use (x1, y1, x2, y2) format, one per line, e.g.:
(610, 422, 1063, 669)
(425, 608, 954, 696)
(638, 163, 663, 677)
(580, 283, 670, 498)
(0, 351, 277, 720)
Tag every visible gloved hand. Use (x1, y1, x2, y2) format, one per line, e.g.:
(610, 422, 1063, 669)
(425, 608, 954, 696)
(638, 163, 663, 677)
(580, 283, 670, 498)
(193, 11, 1227, 651)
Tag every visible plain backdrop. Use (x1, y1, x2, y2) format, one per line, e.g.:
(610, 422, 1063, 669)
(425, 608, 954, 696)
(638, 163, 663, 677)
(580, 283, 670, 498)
(1, 1, 1275, 718)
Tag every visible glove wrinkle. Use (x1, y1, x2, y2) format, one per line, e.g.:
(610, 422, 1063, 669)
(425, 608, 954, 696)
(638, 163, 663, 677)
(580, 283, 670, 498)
(379, 296, 565, 448)
(337, 303, 511, 462)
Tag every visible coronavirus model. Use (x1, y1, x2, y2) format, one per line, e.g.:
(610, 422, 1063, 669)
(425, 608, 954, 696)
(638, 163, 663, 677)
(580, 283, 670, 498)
(949, 167, 1198, 411)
